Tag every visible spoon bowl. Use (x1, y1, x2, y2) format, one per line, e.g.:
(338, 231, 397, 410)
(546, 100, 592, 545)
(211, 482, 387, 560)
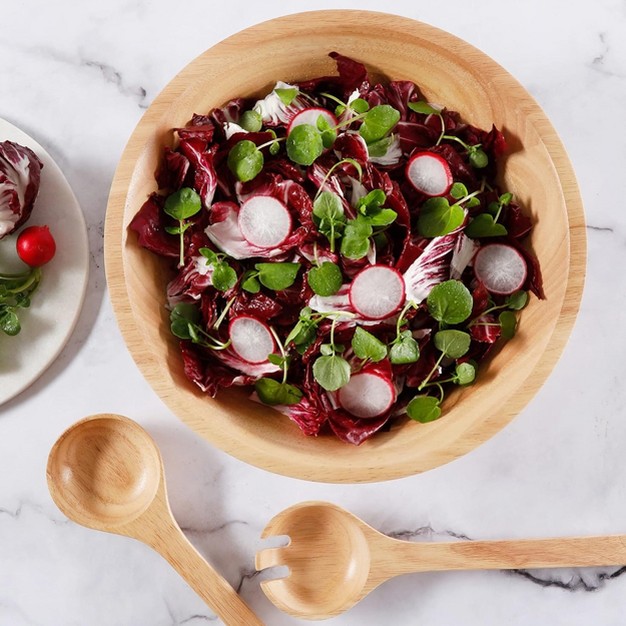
(258, 501, 626, 620)
(47, 414, 161, 529)
(47, 414, 264, 626)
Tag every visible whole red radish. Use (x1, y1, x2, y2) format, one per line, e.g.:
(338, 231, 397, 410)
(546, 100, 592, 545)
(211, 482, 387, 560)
(16, 225, 56, 267)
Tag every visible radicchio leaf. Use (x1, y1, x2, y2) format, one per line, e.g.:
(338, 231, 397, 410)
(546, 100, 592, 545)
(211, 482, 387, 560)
(129, 193, 179, 258)
(0, 141, 43, 239)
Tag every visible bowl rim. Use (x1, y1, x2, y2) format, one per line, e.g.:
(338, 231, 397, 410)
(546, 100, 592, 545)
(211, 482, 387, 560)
(104, 10, 586, 483)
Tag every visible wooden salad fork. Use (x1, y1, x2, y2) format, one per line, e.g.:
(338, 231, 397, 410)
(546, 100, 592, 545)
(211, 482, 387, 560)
(256, 500, 626, 620)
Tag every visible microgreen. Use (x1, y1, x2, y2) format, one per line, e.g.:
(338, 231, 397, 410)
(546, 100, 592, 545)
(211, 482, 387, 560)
(255, 377, 303, 405)
(417, 197, 465, 238)
(312, 315, 351, 391)
(285, 307, 319, 351)
(243, 262, 301, 292)
(466, 191, 512, 238)
(321, 92, 370, 117)
(358, 105, 401, 144)
(498, 310, 517, 339)
(406, 395, 442, 423)
(199, 248, 237, 292)
(163, 187, 202, 268)
(427, 280, 473, 324)
(0, 267, 42, 337)
(239, 110, 263, 132)
(312, 191, 346, 252)
(389, 330, 420, 365)
(454, 362, 476, 385)
(340, 216, 373, 259)
(227, 140, 264, 182)
(286, 124, 324, 166)
(317, 114, 337, 149)
(467, 290, 528, 327)
(307, 262, 343, 296)
(355, 190, 397, 226)
(275, 87, 299, 106)
(408, 101, 446, 144)
(433, 329, 471, 359)
(441, 134, 489, 169)
(169, 302, 230, 350)
(351, 326, 387, 363)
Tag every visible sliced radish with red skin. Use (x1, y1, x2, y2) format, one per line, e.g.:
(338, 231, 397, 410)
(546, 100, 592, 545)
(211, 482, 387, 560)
(405, 151, 453, 196)
(229, 315, 276, 364)
(349, 265, 405, 320)
(473, 243, 528, 295)
(238, 195, 292, 249)
(287, 108, 338, 135)
(337, 372, 396, 418)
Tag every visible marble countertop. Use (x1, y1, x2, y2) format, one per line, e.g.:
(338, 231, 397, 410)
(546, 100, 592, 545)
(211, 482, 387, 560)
(1, 1, 623, 624)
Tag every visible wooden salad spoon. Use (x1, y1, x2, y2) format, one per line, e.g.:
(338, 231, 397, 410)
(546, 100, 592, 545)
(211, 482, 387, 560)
(46, 413, 264, 626)
(256, 500, 626, 620)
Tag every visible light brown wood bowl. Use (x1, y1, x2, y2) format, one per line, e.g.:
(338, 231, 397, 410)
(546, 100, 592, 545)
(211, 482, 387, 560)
(104, 10, 586, 483)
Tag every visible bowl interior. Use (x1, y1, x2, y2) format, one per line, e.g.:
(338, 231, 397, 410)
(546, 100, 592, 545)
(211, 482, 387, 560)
(104, 11, 585, 483)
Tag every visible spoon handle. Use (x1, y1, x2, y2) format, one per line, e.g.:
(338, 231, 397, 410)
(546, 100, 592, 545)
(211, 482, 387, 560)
(149, 522, 264, 626)
(380, 534, 626, 575)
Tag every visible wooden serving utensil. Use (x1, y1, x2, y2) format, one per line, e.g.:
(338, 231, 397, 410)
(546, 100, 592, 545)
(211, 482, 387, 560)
(257, 501, 626, 620)
(46, 413, 263, 626)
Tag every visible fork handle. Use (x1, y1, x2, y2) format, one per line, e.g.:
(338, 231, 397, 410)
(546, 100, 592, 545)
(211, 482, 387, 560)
(378, 534, 626, 576)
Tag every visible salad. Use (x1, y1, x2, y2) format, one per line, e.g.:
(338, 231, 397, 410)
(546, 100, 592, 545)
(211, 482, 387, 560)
(130, 52, 543, 445)
(0, 140, 56, 339)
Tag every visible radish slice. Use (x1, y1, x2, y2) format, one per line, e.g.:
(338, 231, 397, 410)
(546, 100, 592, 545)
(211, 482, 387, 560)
(287, 107, 338, 134)
(238, 195, 292, 249)
(338, 372, 396, 418)
(349, 265, 405, 320)
(405, 151, 453, 196)
(229, 316, 275, 364)
(473, 243, 528, 295)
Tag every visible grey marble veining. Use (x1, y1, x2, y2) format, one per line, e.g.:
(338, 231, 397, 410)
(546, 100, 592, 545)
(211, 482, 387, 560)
(1, 1, 625, 624)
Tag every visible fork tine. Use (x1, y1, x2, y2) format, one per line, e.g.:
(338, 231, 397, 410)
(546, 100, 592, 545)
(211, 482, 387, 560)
(256, 547, 287, 571)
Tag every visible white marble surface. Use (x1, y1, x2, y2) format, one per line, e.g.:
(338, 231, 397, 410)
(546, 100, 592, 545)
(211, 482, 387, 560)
(0, 0, 624, 624)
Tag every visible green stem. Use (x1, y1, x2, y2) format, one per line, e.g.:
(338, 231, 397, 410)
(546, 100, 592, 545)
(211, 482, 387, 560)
(418, 352, 445, 391)
(6, 268, 41, 294)
(177, 220, 185, 268)
(468, 303, 508, 326)
(435, 113, 446, 146)
(213, 297, 235, 330)
(453, 189, 482, 208)
(0, 270, 32, 281)
(270, 326, 289, 384)
(257, 136, 286, 151)
(395, 300, 417, 339)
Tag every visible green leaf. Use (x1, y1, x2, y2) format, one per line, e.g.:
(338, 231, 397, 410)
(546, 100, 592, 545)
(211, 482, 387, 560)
(417, 197, 465, 237)
(499, 192, 513, 205)
(340, 216, 373, 260)
(239, 110, 263, 132)
(255, 262, 301, 291)
(0, 309, 20, 336)
(313, 354, 351, 391)
(450, 182, 468, 199)
(365, 208, 397, 226)
(212, 263, 237, 292)
(433, 329, 471, 359)
(406, 395, 442, 423)
(350, 98, 370, 114)
(464, 213, 508, 238)
(499, 310, 517, 339)
(427, 280, 474, 324)
(275, 87, 299, 106)
(358, 105, 401, 144)
(171, 302, 201, 324)
(319, 343, 334, 357)
(351, 327, 387, 362)
(307, 262, 343, 296)
(227, 140, 264, 182)
(316, 115, 337, 149)
(469, 148, 488, 168)
(389, 335, 420, 365)
(313, 191, 344, 222)
(286, 124, 324, 166)
(241, 270, 261, 293)
(367, 136, 393, 158)
(506, 290, 528, 311)
(454, 362, 476, 385)
(199, 247, 219, 264)
(267, 353, 286, 367)
(164, 187, 202, 220)
(269, 141, 281, 156)
(357, 189, 386, 213)
(255, 378, 303, 405)
(407, 101, 440, 116)
(285, 318, 317, 348)
(466, 196, 481, 208)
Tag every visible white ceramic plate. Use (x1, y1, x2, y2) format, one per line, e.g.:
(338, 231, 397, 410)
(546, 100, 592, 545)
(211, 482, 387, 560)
(0, 118, 89, 405)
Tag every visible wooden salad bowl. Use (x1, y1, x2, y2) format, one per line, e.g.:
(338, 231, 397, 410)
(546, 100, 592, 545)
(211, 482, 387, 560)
(104, 10, 586, 483)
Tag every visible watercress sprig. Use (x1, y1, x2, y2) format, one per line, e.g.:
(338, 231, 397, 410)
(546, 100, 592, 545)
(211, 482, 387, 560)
(169, 302, 231, 350)
(0, 267, 43, 337)
(417, 184, 482, 238)
(241, 262, 301, 292)
(441, 133, 489, 169)
(199, 248, 238, 292)
(388, 300, 420, 365)
(163, 187, 202, 268)
(312, 315, 351, 391)
(255, 328, 303, 406)
(465, 191, 513, 238)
